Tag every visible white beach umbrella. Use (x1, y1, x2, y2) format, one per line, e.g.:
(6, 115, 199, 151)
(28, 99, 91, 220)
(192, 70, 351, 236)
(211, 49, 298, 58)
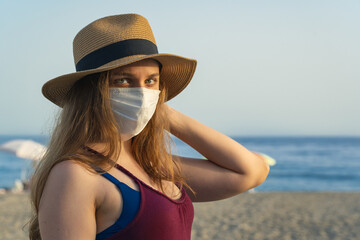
(258, 153, 277, 166)
(0, 139, 46, 161)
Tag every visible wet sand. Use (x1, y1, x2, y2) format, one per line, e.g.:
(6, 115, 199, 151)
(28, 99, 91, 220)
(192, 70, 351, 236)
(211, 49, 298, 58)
(1, 192, 359, 240)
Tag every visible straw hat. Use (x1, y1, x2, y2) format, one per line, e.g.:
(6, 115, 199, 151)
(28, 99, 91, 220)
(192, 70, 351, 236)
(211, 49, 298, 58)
(42, 13, 197, 106)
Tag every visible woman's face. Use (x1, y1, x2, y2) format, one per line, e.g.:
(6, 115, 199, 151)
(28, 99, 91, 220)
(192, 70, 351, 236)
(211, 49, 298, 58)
(109, 59, 160, 90)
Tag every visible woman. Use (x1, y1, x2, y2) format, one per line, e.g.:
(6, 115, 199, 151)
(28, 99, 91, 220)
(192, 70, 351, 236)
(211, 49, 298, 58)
(29, 14, 269, 240)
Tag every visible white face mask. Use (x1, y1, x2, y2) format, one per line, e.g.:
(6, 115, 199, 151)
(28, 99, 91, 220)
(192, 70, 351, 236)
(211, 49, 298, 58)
(109, 87, 160, 141)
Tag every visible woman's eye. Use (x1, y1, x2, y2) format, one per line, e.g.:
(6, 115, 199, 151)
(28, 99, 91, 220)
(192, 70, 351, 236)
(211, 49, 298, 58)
(145, 78, 156, 84)
(113, 78, 129, 85)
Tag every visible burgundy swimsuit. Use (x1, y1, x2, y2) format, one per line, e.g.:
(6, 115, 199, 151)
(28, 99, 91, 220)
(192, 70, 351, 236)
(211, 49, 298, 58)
(96, 163, 194, 240)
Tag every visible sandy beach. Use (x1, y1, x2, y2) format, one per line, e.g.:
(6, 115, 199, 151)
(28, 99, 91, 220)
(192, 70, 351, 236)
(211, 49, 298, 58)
(1, 192, 359, 240)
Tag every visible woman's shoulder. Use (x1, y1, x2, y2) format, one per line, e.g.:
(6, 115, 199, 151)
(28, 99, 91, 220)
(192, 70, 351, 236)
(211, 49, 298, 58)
(43, 160, 101, 200)
(50, 160, 98, 181)
(38, 160, 101, 239)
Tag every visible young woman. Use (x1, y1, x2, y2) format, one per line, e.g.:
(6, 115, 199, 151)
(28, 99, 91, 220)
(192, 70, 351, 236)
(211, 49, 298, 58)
(29, 14, 269, 240)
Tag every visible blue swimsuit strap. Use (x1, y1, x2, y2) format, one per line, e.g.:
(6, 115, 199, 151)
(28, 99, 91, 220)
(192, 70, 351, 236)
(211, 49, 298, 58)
(96, 172, 141, 240)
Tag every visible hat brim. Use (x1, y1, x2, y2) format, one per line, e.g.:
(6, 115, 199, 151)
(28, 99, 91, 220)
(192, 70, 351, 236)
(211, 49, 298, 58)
(42, 54, 197, 107)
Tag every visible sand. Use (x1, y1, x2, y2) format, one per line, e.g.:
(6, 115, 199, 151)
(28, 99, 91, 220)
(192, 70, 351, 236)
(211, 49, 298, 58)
(1, 192, 359, 240)
(192, 192, 360, 240)
(0, 192, 31, 240)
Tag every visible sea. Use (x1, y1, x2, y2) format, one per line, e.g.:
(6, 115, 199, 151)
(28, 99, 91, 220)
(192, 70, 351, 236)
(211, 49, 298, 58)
(1, 135, 359, 192)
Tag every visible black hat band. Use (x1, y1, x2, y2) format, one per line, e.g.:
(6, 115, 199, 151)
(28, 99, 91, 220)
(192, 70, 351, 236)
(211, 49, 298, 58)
(76, 39, 159, 71)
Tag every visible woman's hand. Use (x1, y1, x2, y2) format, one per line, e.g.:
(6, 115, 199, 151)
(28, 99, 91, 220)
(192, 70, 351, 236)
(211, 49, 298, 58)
(163, 104, 269, 202)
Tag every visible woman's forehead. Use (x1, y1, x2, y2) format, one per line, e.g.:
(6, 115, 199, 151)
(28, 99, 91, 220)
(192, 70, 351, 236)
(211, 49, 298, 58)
(111, 59, 160, 74)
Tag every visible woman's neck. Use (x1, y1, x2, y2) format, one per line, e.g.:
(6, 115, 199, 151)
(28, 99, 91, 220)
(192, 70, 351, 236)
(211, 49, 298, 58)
(86, 139, 133, 161)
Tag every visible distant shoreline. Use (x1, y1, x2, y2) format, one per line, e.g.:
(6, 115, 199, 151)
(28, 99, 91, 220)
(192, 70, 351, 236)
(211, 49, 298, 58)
(2, 136, 360, 191)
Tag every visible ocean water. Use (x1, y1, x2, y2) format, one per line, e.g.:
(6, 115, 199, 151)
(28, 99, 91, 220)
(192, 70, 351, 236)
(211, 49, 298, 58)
(0, 135, 48, 189)
(1, 135, 359, 192)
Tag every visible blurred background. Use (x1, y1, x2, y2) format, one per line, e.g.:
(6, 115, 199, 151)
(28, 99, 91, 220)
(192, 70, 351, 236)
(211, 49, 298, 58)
(0, 0, 359, 191)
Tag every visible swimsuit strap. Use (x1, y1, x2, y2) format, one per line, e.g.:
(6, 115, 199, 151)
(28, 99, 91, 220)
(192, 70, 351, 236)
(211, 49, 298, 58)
(82, 146, 185, 202)
(82, 146, 140, 183)
(114, 163, 142, 183)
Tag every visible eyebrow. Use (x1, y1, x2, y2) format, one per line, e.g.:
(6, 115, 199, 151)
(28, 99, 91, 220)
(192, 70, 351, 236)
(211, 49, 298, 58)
(111, 72, 160, 78)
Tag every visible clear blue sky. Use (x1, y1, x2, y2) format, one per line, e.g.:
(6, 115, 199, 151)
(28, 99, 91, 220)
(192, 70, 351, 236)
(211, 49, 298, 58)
(0, 0, 359, 136)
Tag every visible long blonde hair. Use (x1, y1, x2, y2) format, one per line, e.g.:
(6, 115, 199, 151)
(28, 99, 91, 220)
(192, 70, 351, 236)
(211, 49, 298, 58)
(29, 70, 189, 239)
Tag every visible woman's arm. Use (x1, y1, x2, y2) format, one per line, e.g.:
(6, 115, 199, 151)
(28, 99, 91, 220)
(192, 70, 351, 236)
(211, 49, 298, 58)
(165, 105, 270, 202)
(38, 160, 98, 240)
